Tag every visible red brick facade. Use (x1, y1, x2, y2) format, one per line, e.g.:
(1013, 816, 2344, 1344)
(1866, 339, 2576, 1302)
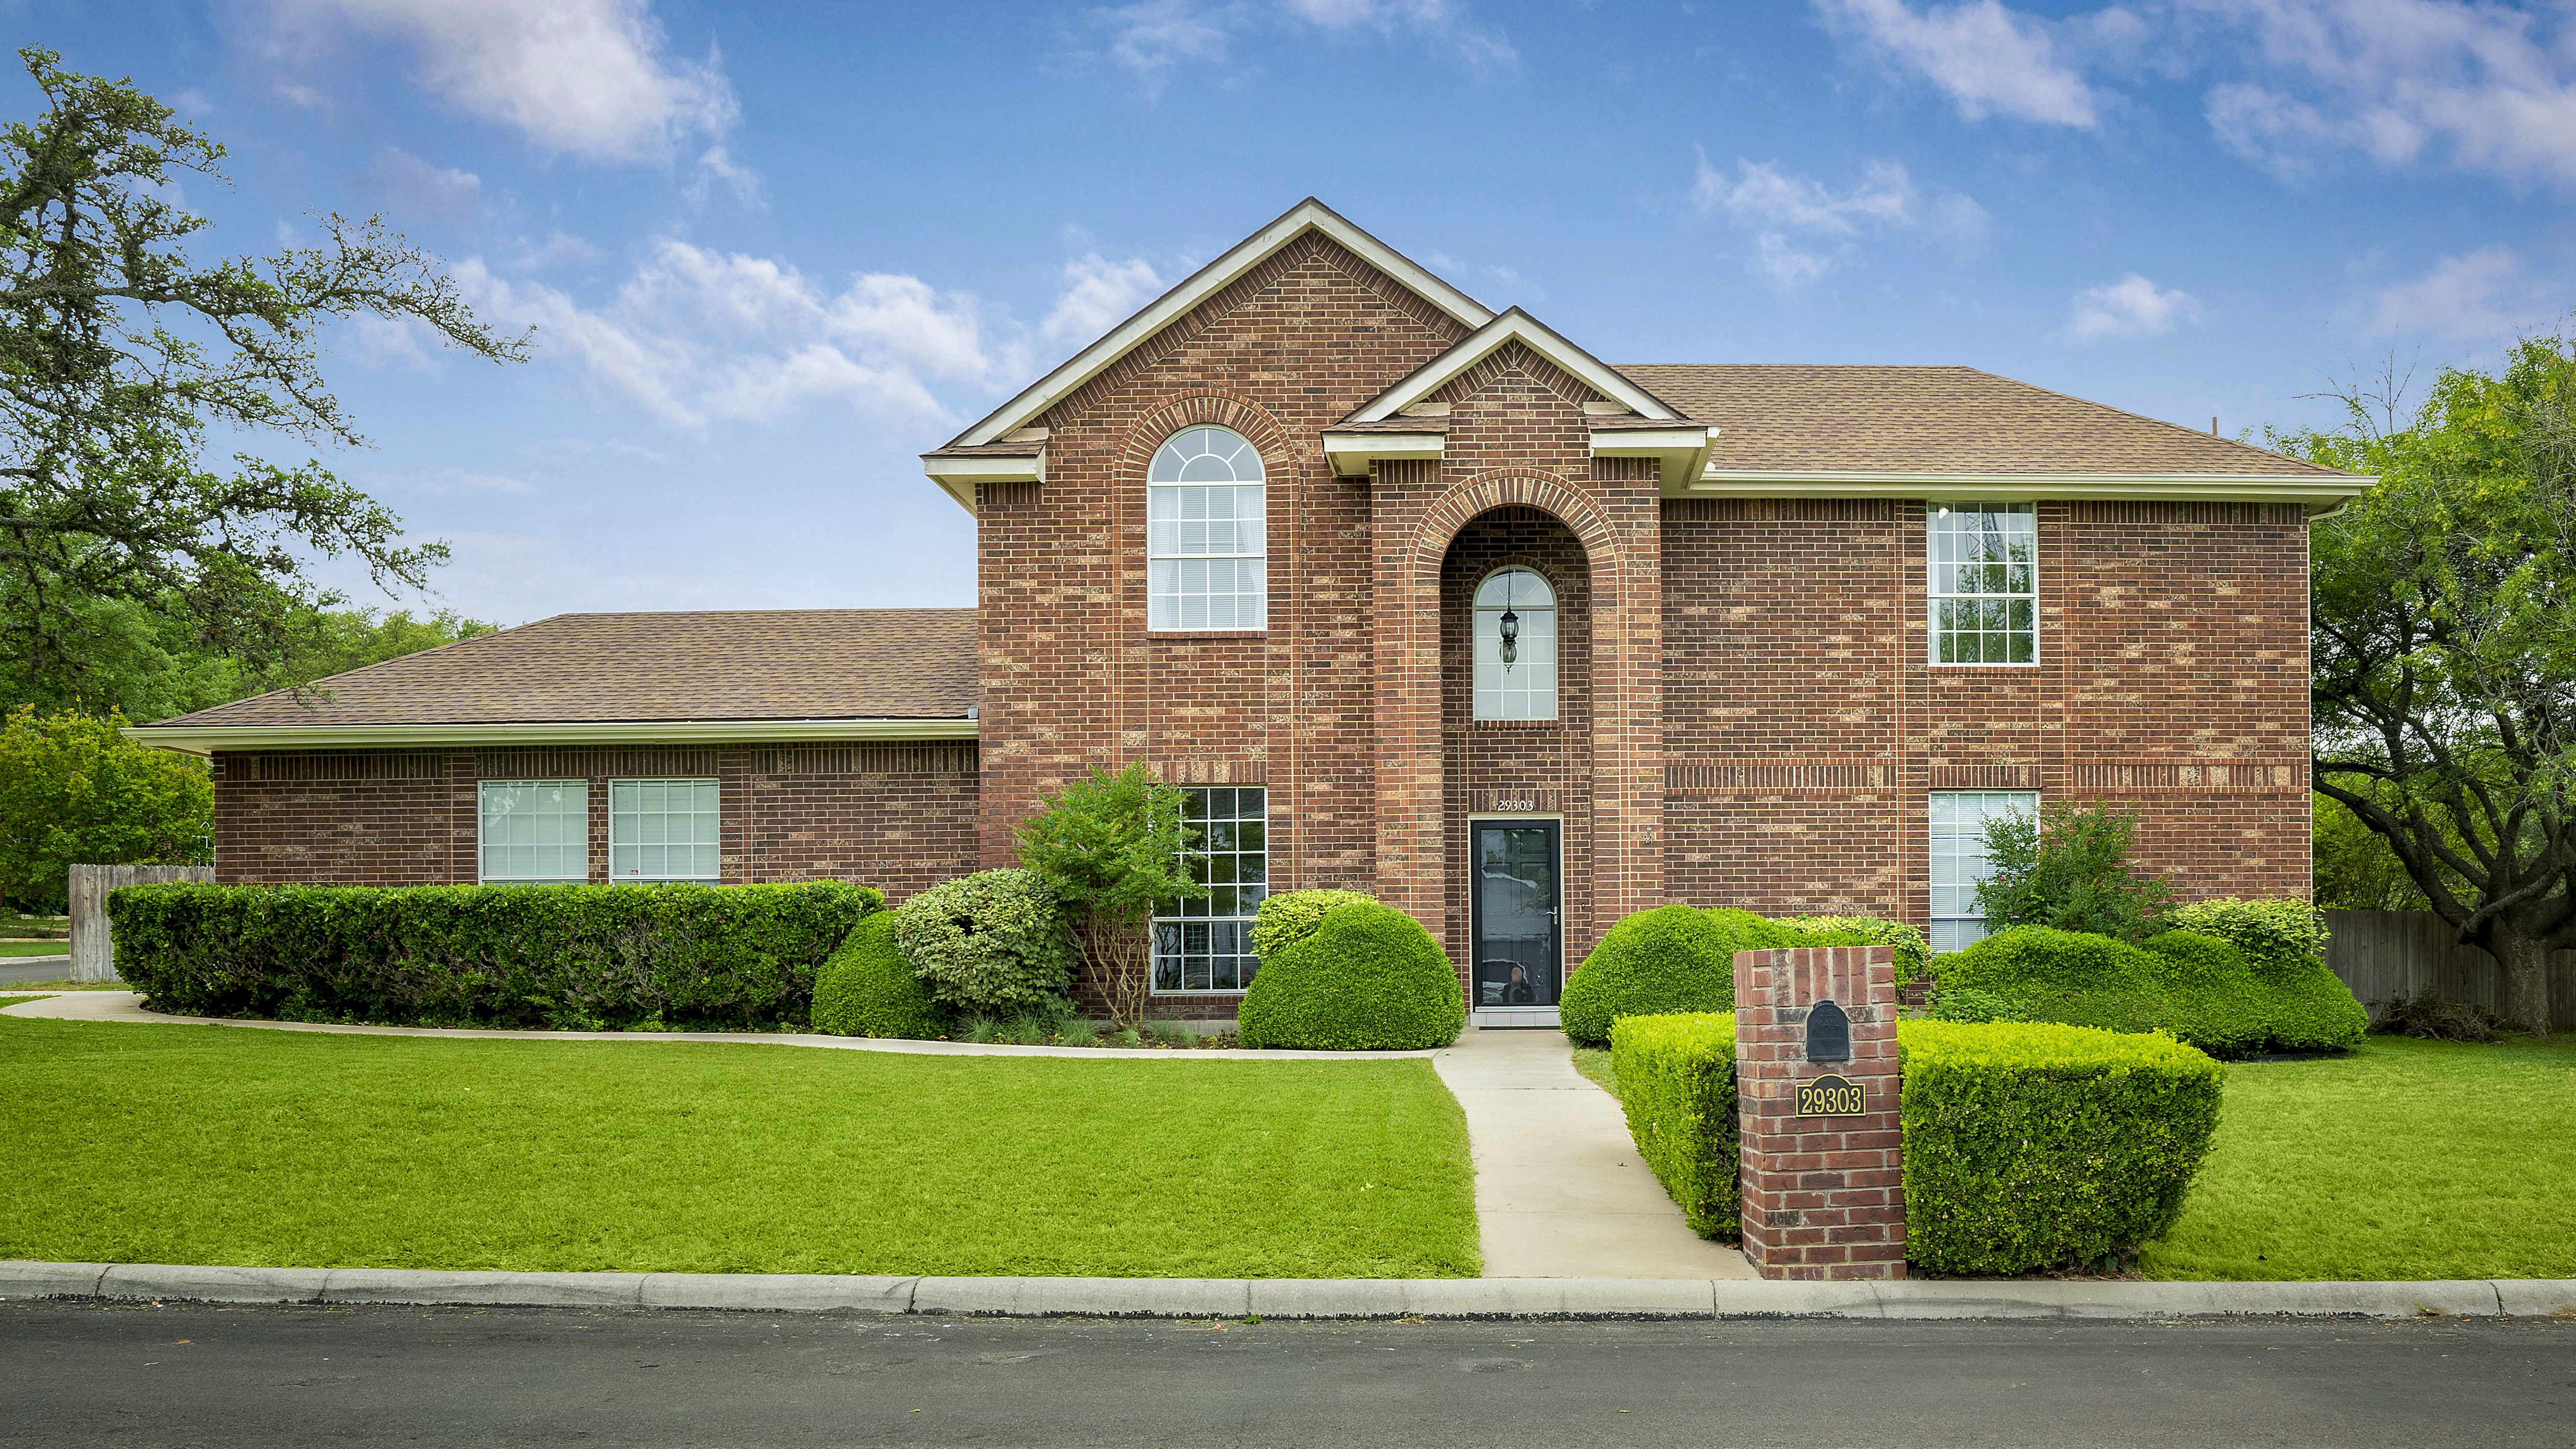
(200, 221, 2318, 1023)
(1734, 945, 1907, 1280)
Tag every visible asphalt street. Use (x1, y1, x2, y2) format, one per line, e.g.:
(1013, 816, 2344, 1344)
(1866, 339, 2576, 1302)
(3, 1300, 2569, 1447)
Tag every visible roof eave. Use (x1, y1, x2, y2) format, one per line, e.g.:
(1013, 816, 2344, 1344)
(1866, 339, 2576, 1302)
(124, 717, 984, 757)
(1681, 471, 2374, 511)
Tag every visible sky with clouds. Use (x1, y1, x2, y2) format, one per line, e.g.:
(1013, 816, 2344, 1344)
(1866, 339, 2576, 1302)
(21, 1, 2573, 624)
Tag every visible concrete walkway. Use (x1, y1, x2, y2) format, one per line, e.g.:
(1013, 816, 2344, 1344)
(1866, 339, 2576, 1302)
(1432, 1027, 1755, 1280)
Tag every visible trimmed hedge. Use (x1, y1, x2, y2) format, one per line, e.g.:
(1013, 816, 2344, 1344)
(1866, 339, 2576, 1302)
(1778, 915, 1933, 988)
(1238, 899, 1464, 1051)
(1933, 923, 2367, 1057)
(890, 868, 1076, 1015)
(1250, 888, 1377, 959)
(1605, 1012, 2223, 1272)
(1559, 906, 1790, 1047)
(107, 881, 883, 1030)
(1900, 1019, 2223, 1274)
(1607, 1012, 1740, 1239)
(812, 913, 951, 1040)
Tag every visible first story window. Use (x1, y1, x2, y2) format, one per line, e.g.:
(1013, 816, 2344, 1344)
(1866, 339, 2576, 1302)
(1929, 502, 2037, 664)
(1153, 786, 1267, 993)
(479, 779, 588, 883)
(1928, 790, 2037, 953)
(609, 778, 721, 882)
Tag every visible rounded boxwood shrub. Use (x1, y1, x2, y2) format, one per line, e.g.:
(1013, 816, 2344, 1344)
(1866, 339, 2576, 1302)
(2165, 896, 2365, 1051)
(1931, 926, 2173, 1036)
(1250, 888, 1378, 959)
(1237, 899, 1464, 1051)
(1558, 905, 1790, 1047)
(890, 868, 1076, 1015)
(1935, 922, 2366, 1057)
(812, 913, 951, 1040)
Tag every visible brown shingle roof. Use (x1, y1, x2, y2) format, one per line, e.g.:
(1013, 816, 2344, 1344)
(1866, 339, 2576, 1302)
(150, 609, 977, 728)
(1612, 364, 2347, 477)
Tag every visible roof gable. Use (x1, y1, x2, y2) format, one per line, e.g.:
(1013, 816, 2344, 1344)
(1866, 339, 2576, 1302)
(1345, 308, 1685, 423)
(945, 199, 1495, 448)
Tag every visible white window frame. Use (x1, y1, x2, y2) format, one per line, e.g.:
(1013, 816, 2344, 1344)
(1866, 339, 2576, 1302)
(1928, 791, 2038, 952)
(608, 777, 723, 884)
(478, 779, 589, 884)
(1928, 503, 2038, 667)
(1152, 786, 1268, 994)
(1472, 567, 1559, 722)
(1147, 425, 1268, 632)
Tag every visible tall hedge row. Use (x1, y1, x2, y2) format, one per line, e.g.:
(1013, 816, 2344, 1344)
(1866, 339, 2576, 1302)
(1605, 1012, 2224, 1272)
(1932, 924, 2367, 1057)
(107, 881, 883, 1030)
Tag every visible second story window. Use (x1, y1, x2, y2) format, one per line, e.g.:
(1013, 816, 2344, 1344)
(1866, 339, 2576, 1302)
(1473, 567, 1558, 720)
(1929, 503, 2037, 664)
(1148, 425, 1266, 631)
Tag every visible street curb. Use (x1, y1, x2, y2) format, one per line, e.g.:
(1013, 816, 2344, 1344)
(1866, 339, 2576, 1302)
(6, 1262, 2571, 1320)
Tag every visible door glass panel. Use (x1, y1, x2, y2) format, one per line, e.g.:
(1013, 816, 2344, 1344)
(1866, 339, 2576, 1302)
(1473, 823, 1561, 1008)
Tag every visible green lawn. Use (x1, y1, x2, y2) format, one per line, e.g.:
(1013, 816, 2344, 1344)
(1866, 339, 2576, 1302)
(0, 941, 69, 957)
(0, 1014, 1479, 1278)
(2141, 1034, 2576, 1281)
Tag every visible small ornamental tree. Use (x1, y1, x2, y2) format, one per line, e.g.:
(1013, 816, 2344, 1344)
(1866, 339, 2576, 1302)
(1014, 762, 1204, 1030)
(1974, 800, 2176, 943)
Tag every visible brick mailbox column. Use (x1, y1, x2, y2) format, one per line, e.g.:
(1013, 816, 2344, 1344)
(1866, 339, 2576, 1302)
(1733, 944, 1905, 1280)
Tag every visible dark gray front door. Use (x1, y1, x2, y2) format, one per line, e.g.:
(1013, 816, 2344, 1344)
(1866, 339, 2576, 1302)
(1471, 820, 1561, 1009)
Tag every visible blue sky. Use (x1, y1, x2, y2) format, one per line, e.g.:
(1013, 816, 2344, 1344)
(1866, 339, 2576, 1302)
(16, 1, 2572, 624)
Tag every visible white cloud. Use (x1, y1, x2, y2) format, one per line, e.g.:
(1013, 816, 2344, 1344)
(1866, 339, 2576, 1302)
(1694, 151, 1989, 289)
(2064, 273, 2206, 340)
(2357, 246, 2555, 341)
(1077, 0, 1516, 93)
(511, 230, 605, 271)
(1815, 0, 2101, 126)
(360, 147, 481, 230)
(1042, 253, 1165, 343)
(2196, 0, 2576, 188)
(687, 145, 765, 208)
(274, 0, 739, 164)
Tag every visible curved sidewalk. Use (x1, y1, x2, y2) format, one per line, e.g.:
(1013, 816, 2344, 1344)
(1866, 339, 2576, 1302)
(0, 991, 1432, 1061)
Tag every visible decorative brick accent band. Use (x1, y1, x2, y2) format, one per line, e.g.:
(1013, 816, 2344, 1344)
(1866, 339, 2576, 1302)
(1734, 944, 1906, 1280)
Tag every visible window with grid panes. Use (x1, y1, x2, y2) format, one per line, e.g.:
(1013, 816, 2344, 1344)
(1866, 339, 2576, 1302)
(609, 778, 721, 882)
(1153, 786, 1267, 993)
(1928, 503, 2037, 664)
(1472, 567, 1558, 720)
(1148, 426, 1267, 631)
(478, 780, 588, 883)
(1928, 790, 2037, 952)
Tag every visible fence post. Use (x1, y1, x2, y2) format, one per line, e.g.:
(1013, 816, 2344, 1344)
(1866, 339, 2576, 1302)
(68, 864, 216, 983)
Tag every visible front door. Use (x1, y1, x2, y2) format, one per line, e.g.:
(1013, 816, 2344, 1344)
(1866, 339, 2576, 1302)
(1471, 820, 1562, 1010)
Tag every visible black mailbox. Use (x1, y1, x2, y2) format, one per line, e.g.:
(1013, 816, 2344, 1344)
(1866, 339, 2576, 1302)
(1804, 999, 1852, 1062)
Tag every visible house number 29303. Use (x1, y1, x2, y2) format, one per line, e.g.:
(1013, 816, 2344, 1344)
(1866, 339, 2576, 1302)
(1495, 799, 1537, 812)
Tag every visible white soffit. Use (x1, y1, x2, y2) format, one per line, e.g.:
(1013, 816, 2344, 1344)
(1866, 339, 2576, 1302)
(1320, 430, 1444, 477)
(1348, 308, 1686, 424)
(948, 199, 1495, 449)
(1683, 470, 2377, 511)
(922, 452, 1042, 511)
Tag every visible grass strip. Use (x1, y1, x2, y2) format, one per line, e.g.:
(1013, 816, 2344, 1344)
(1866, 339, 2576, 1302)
(0, 1014, 1479, 1278)
(2142, 1033, 2576, 1281)
(0, 941, 70, 957)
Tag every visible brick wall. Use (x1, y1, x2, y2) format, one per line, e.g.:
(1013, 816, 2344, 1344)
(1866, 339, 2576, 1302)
(211, 742, 977, 902)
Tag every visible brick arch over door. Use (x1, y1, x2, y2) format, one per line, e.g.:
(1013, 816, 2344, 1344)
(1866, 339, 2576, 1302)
(1371, 463, 1666, 988)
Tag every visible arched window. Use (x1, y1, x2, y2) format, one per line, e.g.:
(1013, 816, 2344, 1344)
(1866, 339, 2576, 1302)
(1148, 426, 1267, 631)
(1473, 567, 1557, 720)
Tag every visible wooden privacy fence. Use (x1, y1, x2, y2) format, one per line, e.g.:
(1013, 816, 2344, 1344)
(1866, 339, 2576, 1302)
(2324, 909, 2576, 1031)
(68, 864, 214, 983)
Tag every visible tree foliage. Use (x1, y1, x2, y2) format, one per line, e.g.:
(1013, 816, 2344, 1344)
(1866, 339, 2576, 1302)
(1013, 762, 1204, 1030)
(0, 706, 210, 913)
(2, 600, 498, 721)
(2280, 335, 2576, 1035)
(1973, 800, 2176, 943)
(0, 49, 527, 702)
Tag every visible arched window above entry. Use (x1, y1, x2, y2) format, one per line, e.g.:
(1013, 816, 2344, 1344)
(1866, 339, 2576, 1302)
(1149, 426, 1267, 631)
(1473, 567, 1557, 720)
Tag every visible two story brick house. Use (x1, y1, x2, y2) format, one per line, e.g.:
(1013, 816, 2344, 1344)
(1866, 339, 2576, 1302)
(133, 199, 2368, 1025)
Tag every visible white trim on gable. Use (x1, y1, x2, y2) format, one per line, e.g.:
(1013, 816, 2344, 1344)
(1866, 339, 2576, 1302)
(947, 199, 1494, 450)
(1346, 308, 1686, 424)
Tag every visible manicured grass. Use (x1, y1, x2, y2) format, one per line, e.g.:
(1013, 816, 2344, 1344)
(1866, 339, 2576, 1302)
(1570, 1043, 1618, 1097)
(2142, 1034, 2576, 1281)
(0, 941, 69, 957)
(0, 1015, 1480, 1278)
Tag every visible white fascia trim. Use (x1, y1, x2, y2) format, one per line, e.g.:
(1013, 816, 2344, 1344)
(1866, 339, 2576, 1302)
(952, 201, 1492, 449)
(1349, 311, 1683, 423)
(922, 452, 1043, 513)
(1320, 430, 1444, 477)
(1686, 471, 2375, 508)
(123, 718, 982, 757)
(1596, 426, 1720, 493)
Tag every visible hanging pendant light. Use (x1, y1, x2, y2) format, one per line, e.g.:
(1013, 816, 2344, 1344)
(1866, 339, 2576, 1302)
(1498, 601, 1520, 668)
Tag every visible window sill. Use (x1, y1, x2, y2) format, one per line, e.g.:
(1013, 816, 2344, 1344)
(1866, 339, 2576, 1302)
(1150, 990, 1250, 999)
(1148, 630, 1267, 639)
(1464, 719, 1566, 730)
(1926, 662, 2041, 669)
